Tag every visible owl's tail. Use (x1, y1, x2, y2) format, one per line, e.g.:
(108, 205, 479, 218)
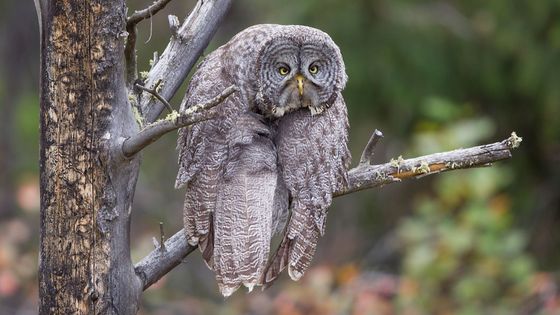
(262, 205, 323, 286)
(182, 172, 218, 266)
(212, 172, 278, 297)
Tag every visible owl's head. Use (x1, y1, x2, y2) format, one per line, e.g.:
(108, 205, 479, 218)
(254, 26, 347, 118)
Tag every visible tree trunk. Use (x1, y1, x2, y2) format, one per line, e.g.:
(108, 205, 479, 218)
(38, 0, 142, 313)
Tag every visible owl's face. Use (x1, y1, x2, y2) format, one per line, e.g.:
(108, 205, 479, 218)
(255, 30, 346, 118)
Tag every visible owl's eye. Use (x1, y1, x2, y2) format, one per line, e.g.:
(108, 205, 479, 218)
(309, 65, 319, 74)
(278, 66, 290, 76)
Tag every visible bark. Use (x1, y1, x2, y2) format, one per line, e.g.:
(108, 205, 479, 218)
(37, 0, 232, 313)
(38, 0, 142, 313)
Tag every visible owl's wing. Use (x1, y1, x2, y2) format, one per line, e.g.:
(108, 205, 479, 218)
(212, 113, 287, 296)
(175, 54, 232, 256)
(263, 96, 351, 285)
(176, 54, 288, 297)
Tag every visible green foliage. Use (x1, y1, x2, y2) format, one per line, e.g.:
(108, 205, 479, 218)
(396, 125, 536, 314)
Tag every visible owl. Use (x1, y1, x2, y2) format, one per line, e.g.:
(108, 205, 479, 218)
(175, 24, 351, 297)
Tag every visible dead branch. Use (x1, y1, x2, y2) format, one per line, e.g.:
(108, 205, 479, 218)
(133, 132, 523, 290)
(135, 230, 196, 291)
(139, 0, 233, 123)
(124, 0, 174, 84)
(337, 132, 522, 196)
(127, 0, 173, 26)
(359, 129, 384, 165)
(135, 80, 174, 113)
(121, 85, 237, 158)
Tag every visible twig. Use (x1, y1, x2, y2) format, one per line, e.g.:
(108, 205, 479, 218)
(159, 222, 166, 252)
(124, 0, 173, 84)
(127, 0, 173, 26)
(168, 15, 180, 37)
(151, 51, 159, 70)
(140, 0, 233, 123)
(121, 85, 237, 158)
(135, 80, 173, 113)
(359, 129, 384, 165)
(133, 132, 523, 290)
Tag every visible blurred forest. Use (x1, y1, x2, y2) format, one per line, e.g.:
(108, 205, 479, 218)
(1, 0, 559, 314)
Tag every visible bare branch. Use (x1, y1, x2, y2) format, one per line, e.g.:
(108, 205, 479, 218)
(135, 80, 174, 113)
(134, 132, 522, 290)
(121, 85, 237, 158)
(135, 229, 196, 291)
(124, 0, 173, 84)
(140, 0, 233, 123)
(336, 132, 523, 196)
(359, 129, 384, 165)
(168, 15, 180, 37)
(127, 0, 173, 26)
(33, 0, 46, 38)
(159, 222, 166, 252)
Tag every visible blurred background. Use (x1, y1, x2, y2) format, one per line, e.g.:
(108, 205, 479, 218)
(1, 0, 559, 314)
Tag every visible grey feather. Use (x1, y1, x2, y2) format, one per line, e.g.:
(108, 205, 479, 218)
(176, 24, 350, 296)
(264, 96, 350, 284)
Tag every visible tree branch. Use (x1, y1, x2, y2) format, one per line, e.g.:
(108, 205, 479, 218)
(133, 132, 523, 290)
(140, 0, 233, 123)
(124, 0, 173, 84)
(121, 85, 237, 158)
(359, 129, 384, 165)
(337, 131, 523, 196)
(135, 80, 174, 113)
(127, 0, 173, 26)
(135, 229, 196, 291)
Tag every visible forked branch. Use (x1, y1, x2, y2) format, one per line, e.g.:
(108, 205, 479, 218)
(121, 85, 237, 158)
(140, 0, 233, 123)
(134, 132, 523, 290)
(135, 80, 174, 113)
(125, 0, 174, 84)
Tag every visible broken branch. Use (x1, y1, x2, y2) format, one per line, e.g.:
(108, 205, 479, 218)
(359, 129, 384, 165)
(135, 230, 196, 290)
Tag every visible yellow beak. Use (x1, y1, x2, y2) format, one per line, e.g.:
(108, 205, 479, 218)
(295, 74, 304, 96)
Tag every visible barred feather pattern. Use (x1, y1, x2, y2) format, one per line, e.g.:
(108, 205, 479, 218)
(175, 40, 289, 296)
(264, 96, 351, 284)
(176, 24, 349, 296)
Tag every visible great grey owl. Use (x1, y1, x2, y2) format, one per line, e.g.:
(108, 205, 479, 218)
(175, 24, 350, 297)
